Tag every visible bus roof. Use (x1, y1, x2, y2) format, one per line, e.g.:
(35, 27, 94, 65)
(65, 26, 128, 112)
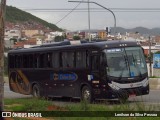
(8, 40, 141, 54)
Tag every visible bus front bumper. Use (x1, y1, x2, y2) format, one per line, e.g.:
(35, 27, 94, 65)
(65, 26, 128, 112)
(94, 85, 149, 99)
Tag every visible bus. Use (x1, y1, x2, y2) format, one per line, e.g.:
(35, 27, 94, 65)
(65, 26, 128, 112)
(8, 40, 149, 102)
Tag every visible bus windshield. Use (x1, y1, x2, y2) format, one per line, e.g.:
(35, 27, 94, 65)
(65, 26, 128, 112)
(104, 47, 147, 78)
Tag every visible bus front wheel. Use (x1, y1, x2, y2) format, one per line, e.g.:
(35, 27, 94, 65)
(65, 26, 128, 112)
(32, 84, 41, 98)
(81, 86, 93, 103)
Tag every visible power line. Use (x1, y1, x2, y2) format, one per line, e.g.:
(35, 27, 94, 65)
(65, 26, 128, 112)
(21, 7, 160, 13)
(21, 8, 160, 10)
(18, 7, 160, 24)
(28, 10, 160, 13)
(55, 0, 84, 25)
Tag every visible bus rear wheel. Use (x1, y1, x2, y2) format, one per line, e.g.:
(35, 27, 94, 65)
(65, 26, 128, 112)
(32, 84, 41, 98)
(81, 86, 93, 103)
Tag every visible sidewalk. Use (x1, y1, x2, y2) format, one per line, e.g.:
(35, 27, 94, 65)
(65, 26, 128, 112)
(149, 78, 160, 90)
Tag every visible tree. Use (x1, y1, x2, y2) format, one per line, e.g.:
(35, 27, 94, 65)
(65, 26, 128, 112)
(135, 31, 139, 34)
(54, 36, 64, 42)
(155, 51, 160, 54)
(73, 36, 80, 40)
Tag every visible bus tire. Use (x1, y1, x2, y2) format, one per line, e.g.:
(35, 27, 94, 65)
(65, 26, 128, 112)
(81, 86, 93, 103)
(32, 84, 41, 98)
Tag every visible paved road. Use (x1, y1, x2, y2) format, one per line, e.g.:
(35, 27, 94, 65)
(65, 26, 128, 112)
(4, 83, 31, 98)
(4, 83, 160, 106)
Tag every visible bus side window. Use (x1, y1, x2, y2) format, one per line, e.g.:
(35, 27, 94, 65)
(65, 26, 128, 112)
(86, 50, 89, 68)
(39, 54, 45, 68)
(34, 54, 40, 68)
(52, 52, 60, 68)
(91, 55, 99, 71)
(76, 51, 87, 68)
(15, 55, 18, 68)
(47, 53, 52, 68)
(23, 55, 27, 68)
(62, 52, 74, 68)
(29, 54, 33, 68)
(9, 55, 15, 68)
(19, 55, 23, 68)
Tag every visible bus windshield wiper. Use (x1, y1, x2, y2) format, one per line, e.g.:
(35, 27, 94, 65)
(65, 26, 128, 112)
(132, 54, 142, 78)
(118, 54, 129, 80)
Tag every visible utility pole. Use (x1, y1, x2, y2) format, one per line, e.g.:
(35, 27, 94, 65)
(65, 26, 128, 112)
(0, 0, 6, 112)
(87, 0, 91, 42)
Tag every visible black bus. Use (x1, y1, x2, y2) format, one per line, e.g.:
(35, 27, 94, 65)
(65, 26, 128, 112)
(8, 40, 149, 102)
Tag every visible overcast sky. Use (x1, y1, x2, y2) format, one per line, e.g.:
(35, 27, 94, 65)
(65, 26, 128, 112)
(6, 0, 160, 31)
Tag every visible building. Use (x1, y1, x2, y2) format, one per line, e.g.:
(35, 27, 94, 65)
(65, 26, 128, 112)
(155, 36, 160, 44)
(13, 38, 37, 48)
(142, 45, 160, 56)
(22, 30, 43, 38)
(98, 30, 107, 39)
(46, 31, 64, 41)
(4, 29, 21, 48)
(90, 33, 98, 39)
(5, 29, 21, 40)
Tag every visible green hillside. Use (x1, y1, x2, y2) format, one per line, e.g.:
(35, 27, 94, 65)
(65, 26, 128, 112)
(5, 6, 62, 31)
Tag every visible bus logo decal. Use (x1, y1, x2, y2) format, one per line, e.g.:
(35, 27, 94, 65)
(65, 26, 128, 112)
(51, 73, 78, 81)
(9, 70, 30, 94)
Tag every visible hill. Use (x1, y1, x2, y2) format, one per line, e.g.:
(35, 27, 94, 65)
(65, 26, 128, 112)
(79, 27, 160, 36)
(111, 27, 160, 35)
(5, 6, 62, 31)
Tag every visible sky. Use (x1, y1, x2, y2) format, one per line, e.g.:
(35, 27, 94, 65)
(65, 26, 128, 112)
(6, 0, 160, 31)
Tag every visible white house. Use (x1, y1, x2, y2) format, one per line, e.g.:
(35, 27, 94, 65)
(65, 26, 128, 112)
(47, 31, 63, 41)
(4, 29, 21, 48)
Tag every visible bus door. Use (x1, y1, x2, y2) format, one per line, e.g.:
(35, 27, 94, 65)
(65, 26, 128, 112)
(90, 52, 100, 85)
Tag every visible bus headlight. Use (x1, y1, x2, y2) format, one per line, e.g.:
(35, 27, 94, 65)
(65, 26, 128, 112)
(108, 83, 120, 90)
(142, 79, 149, 87)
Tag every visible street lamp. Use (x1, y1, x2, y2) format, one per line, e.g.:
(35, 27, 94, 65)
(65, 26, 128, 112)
(68, 0, 117, 40)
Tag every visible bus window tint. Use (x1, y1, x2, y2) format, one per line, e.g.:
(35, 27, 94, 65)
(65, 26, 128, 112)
(9, 55, 14, 68)
(23, 55, 28, 68)
(19, 56, 23, 68)
(29, 54, 33, 68)
(91, 55, 99, 71)
(76, 51, 87, 68)
(52, 52, 60, 68)
(62, 52, 74, 68)
(15, 55, 19, 68)
(47, 53, 52, 68)
(34, 54, 39, 68)
(39, 54, 45, 68)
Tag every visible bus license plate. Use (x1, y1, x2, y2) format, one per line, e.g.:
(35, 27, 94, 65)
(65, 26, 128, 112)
(129, 94, 136, 98)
